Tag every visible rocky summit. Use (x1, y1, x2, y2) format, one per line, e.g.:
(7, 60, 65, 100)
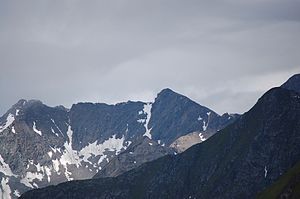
(0, 88, 236, 199)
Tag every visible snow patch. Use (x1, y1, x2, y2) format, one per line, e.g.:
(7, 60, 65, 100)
(52, 159, 60, 174)
(137, 119, 145, 123)
(20, 171, 43, 188)
(48, 151, 53, 158)
(56, 125, 128, 181)
(97, 155, 107, 165)
(0, 154, 16, 177)
(126, 140, 132, 147)
(59, 125, 80, 180)
(11, 126, 16, 134)
(50, 146, 61, 153)
(142, 103, 152, 139)
(44, 166, 52, 182)
(15, 109, 20, 116)
(0, 114, 15, 133)
(202, 121, 208, 131)
(33, 121, 42, 136)
(198, 133, 206, 142)
(51, 127, 59, 137)
(79, 135, 126, 164)
(13, 190, 20, 197)
(197, 116, 202, 121)
(21, 161, 53, 187)
(264, 166, 268, 178)
(125, 124, 129, 133)
(51, 119, 64, 137)
(0, 177, 12, 199)
(201, 112, 211, 131)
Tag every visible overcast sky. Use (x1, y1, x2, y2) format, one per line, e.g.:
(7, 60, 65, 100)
(0, 0, 299, 115)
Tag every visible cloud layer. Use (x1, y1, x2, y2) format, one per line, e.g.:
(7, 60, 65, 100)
(0, 0, 299, 114)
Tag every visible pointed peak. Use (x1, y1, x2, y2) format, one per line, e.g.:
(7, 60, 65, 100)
(157, 88, 182, 98)
(159, 88, 175, 93)
(281, 73, 300, 93)
(155, 88, 194, 105)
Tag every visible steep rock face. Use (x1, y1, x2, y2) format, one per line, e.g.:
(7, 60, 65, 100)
(20, 87, 300, 199)
(149, 88, 237, 145)
(93, 136, 173, 178)
(0, 88, 237, 198)
(69, 101, 146, 150)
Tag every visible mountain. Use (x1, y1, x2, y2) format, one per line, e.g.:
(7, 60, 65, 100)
(0, 88, 236, 198)
(20, 86, 300, 199)
(258, 72, 300, 199)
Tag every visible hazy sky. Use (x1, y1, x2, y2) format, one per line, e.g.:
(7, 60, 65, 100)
(0, 0, 299, 115)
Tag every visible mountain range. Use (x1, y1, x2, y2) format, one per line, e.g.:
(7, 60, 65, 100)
(19, 74, 300, 199)
(0, 88, 237, 198)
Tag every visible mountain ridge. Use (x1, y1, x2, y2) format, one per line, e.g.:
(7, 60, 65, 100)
(0, 88, 237, 198)
(20, 85, 300, 198)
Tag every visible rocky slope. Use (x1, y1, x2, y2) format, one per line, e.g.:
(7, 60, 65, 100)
(169, 131, 208, 153)
(20, 86, 300, 199)
(0, 88, 236, 198)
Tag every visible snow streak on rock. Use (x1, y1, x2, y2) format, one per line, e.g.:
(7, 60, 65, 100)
(0, 177, 12, 199)
(0, 114, 15, 133)
(32, 122, 42, 136)
(0, 154, 15, 177)
(142, 103, 152, 139)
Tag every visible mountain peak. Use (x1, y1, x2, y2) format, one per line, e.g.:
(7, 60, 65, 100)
(157, 88, 178, 96)
(156, 88, 193, 103)
(281, 73, 300, 93)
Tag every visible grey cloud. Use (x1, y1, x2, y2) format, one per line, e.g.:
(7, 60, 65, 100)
(0, 0, 299, 114)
